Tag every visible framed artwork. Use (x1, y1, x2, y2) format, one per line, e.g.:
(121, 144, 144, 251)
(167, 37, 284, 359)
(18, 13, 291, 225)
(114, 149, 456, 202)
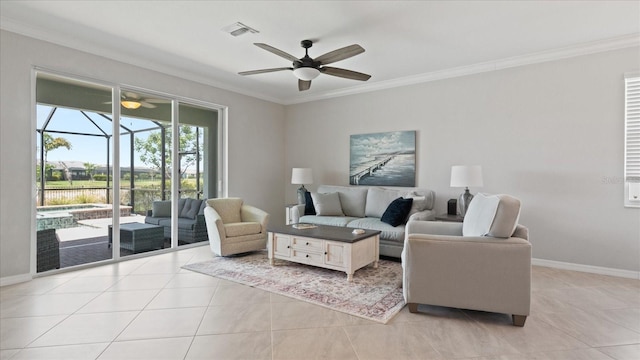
(349, 130, 416, 186)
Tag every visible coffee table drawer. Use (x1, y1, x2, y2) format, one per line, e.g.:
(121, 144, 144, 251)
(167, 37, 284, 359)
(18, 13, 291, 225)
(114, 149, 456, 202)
(292, 237, 323, 251)
(292, 249, 323, 265)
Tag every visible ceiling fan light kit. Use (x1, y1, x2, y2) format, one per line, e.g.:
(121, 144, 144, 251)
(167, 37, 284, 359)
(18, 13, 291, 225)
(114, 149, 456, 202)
(239, 39, 370, 91)
(293, 67, 320, 81)
(121, 100, 142, 109)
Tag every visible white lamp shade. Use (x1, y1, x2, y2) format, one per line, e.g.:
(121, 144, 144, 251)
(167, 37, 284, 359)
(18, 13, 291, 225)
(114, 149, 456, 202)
(293, 67, 320, 81)
(450, 165, 483, 187)
(291, 168, 313, 185)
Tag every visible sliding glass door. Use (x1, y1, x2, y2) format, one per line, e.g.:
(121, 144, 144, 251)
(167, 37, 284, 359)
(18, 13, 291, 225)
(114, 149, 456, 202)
(34, 72, 222, 272)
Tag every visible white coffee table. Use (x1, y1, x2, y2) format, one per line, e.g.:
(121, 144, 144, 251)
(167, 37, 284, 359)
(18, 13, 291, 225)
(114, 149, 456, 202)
(267, 224, 380, 281)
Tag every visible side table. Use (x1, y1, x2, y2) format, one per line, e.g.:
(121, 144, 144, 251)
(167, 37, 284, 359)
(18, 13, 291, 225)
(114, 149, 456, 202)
(285, 204, 298, 225)
(435, 214, 464, 223)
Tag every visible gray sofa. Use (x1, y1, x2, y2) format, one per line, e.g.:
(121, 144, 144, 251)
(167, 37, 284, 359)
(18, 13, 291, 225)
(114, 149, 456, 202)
(291, 185, 436, 257)
(145, 198, 209, 244)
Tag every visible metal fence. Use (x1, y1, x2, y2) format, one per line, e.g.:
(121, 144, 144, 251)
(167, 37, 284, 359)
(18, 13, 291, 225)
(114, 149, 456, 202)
(39, 187, 202, 215)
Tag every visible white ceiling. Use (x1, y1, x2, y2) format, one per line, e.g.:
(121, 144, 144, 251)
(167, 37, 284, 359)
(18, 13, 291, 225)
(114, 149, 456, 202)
(1, 1, 639, 105)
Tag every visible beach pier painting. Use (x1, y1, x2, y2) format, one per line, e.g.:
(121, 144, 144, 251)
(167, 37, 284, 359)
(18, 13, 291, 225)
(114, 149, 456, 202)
(349, 131, 416, 187)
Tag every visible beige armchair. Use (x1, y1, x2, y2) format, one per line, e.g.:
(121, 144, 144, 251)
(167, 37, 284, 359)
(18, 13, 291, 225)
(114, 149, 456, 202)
(204, 198, 270, 256)
(401, 193, 531, 326)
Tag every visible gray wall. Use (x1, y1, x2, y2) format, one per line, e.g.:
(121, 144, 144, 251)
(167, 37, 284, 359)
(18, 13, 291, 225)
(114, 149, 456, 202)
(285, 47, 640, 272)
(0, 30, 286, 280)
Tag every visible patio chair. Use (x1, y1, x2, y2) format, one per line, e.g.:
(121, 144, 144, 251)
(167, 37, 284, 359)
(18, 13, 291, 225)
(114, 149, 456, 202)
(37, 228, 60, 272)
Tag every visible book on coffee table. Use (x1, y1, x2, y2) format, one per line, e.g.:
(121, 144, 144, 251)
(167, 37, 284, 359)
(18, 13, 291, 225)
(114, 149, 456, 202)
(292, 223, 317, 230)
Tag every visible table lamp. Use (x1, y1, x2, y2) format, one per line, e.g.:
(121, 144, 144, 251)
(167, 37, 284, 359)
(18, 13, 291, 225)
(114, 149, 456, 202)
(450, 165, 483, 217)
(291, 168, 313, 205)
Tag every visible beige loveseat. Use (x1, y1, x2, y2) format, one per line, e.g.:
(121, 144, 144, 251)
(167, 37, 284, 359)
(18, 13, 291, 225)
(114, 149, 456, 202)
(402, 193, 531, 326)
(290, 185, 436, 258)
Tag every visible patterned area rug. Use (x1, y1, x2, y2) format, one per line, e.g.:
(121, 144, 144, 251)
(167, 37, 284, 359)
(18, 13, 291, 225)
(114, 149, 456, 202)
(182, 251, 405, 323)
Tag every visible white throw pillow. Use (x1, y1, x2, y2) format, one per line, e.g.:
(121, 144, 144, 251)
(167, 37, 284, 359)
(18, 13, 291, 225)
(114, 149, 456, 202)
(311, 192, 344, 216)
(462, 193, 521, 238)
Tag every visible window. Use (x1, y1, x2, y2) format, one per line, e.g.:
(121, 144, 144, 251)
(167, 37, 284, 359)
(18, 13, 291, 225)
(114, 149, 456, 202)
(625, 74, 640, 207)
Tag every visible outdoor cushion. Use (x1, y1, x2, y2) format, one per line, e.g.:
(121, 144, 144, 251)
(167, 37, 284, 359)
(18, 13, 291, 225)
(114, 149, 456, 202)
(224, 222, 262, 237)
(145, 216, 163, 225)
(180, 198, 203, 219)
(152, 201, 171, 218)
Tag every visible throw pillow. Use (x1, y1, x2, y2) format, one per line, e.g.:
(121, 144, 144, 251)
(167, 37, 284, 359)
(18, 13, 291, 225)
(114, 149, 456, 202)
(183, 198, 203, 219)
(310, 192, 344, 216)
(304, 191, 316, 215)
(462, 193, 521, 238)
(381, 197, 413, 227)
(152, 201, 171, 218)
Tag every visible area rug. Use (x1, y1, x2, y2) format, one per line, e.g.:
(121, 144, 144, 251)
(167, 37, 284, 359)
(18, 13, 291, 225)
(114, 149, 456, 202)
(182, 251, 405, 323)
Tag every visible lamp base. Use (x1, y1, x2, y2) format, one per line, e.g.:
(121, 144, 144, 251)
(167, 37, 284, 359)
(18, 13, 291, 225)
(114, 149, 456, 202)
(297, 185, 307, 205)
(458, 188, 474, 217)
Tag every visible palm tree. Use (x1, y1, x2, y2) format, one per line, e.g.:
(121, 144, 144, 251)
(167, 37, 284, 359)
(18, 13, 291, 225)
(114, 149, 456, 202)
(42, 133, 72, 180)
(84, 162, 97, 181)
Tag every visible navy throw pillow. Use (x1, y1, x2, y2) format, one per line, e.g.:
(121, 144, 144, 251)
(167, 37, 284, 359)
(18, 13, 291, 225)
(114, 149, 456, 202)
(381, 197, 414, 227)
(304, 191, 316, 215)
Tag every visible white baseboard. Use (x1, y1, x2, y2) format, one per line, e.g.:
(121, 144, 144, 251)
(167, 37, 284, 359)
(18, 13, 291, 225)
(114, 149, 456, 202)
(533, 258, 640, 280)
(0, 273, 33, 287)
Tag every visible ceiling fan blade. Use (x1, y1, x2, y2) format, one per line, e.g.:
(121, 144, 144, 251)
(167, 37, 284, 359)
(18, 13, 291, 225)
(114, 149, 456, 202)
(315, 44, 364, 65)
(239, 67, 292, 76)
(298, 79, 311, 91)
(321, 66, 371, 81)
(140, 101, 157, 109)
(144, 98, 169, 104)
(122, 91, 140, 100)
(254, 43, 299, 63)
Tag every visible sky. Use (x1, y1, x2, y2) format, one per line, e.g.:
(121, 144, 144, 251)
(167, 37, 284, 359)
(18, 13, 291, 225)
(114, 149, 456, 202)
(37, 105, 156, 167)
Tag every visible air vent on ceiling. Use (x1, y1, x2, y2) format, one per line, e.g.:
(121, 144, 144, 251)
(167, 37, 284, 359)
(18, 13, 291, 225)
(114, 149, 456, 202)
(221, 22, 259, 37)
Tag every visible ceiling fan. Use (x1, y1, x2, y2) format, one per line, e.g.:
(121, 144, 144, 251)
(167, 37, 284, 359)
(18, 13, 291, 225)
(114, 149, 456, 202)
(104, 91, 167, 109)
(239, 40, 371, 91)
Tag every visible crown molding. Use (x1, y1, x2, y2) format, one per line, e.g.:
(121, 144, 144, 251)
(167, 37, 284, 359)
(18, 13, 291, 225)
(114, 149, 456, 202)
(0, 16, 284, 105)
(284, 33, 640, 105)
(3, 15, 638, 106)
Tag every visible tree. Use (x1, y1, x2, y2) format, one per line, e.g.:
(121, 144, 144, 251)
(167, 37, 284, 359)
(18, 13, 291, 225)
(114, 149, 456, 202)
(84, 162, 97, 181)
(41, 133, 72, 180)
(134, 126, 200, 178)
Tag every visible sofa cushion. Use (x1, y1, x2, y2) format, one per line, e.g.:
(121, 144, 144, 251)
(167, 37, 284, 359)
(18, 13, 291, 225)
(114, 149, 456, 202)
(176, 217, 197, 230)
(404, 189, 436, 210)
(152, 201, 171, 218)
(311, 192, 344, 216)
(318, 185, 367, 217)
(365, 187, 401, 218)
(463, 193, 521, 238)
(346, 218, 405, 242)
(299, 215, 357, 227)
(381, 197, 413, 227)
(304, 191, 316, 215)
(145, 216, 163, 225)
(180, 198, 203, 219)
(207, 198, 243, 224)
(225, 222, 262, 237)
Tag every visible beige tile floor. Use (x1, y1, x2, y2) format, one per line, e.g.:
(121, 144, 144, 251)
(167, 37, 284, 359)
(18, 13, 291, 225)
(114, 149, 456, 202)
(1, 245, 638, 360)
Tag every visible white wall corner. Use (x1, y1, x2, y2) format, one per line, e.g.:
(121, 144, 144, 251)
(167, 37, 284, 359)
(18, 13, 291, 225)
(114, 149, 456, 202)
(0, 273, 33, 287)
(533, 258, 640, 280)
